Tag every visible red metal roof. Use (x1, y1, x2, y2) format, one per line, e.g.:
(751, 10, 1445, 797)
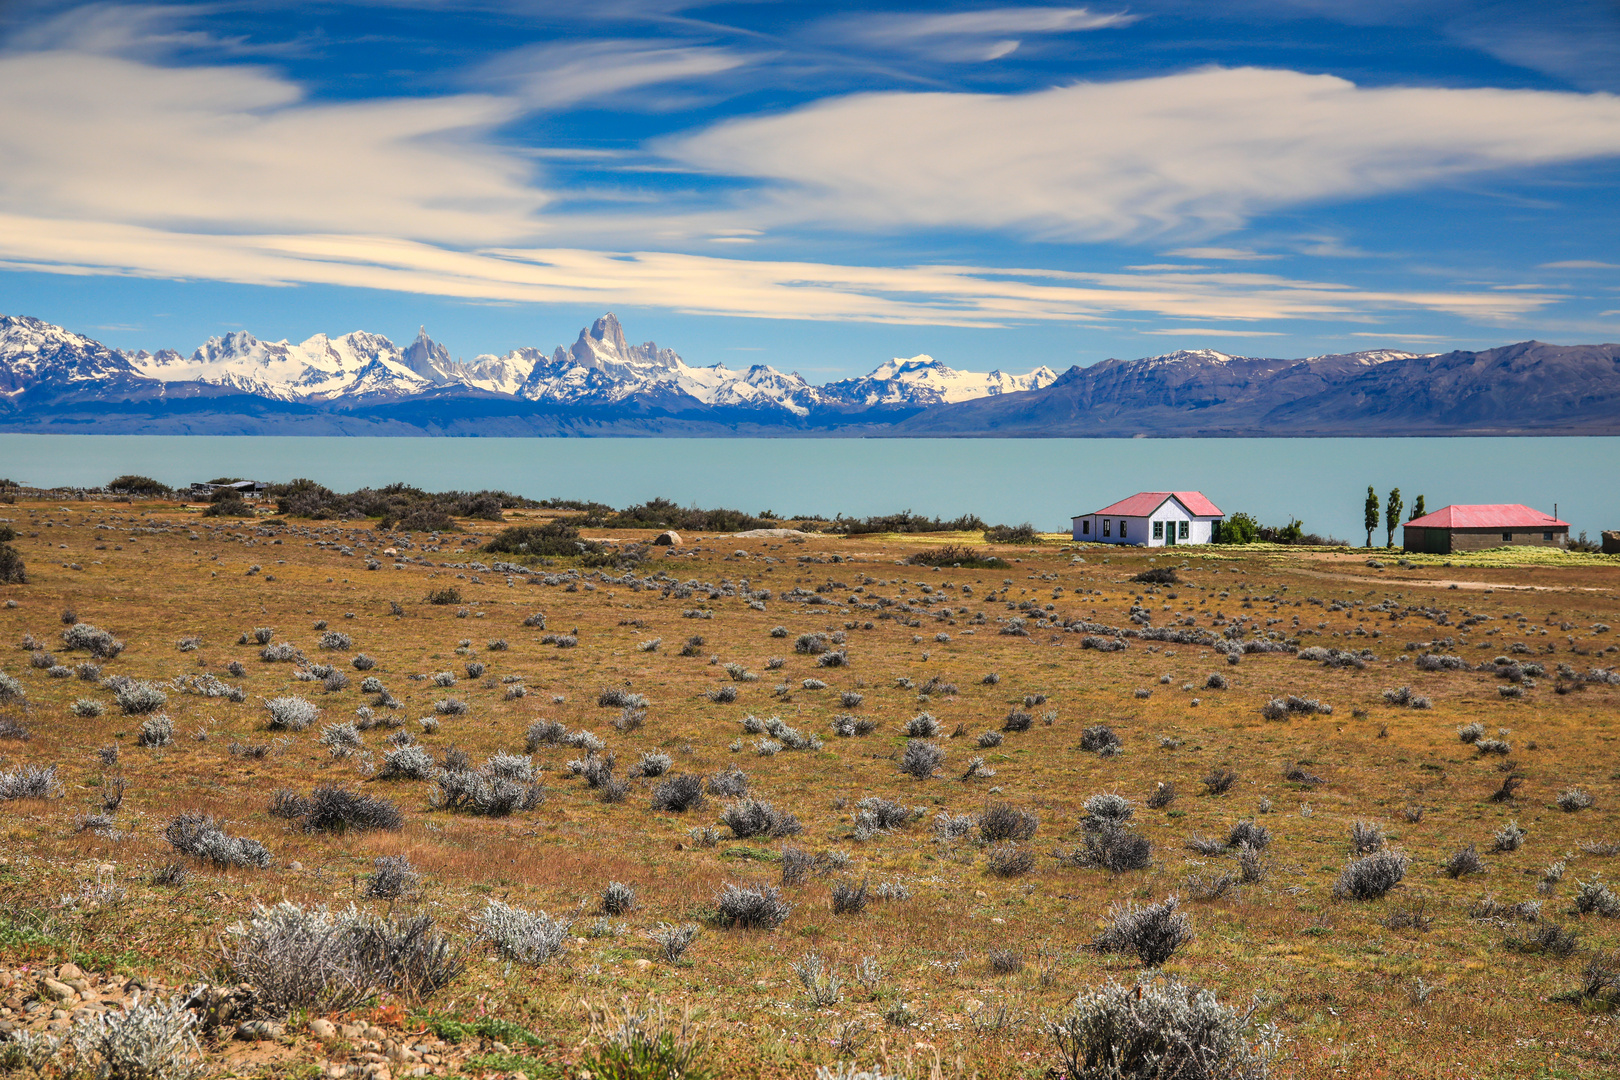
(1404, 504, 1568, 529)
(1086, 491, 1223, 518)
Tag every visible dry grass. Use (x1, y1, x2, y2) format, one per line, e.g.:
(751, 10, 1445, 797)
(0, 497, 1618, 1078)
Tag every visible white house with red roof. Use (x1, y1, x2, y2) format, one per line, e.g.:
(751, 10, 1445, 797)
(1073, 492, 1223, 546)
(1402, 504, 1568, 555)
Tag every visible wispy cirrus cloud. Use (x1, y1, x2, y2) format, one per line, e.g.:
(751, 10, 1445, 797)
(1140, 327, 1283, 336)
(8, 1, 303, 58)
(819, 6, 1137, 61)
(1166, 246, 1277, 261)
(0, 211, 1563, 327)
(1541, 260, 1620, 269)
(479, 39, 756, 110)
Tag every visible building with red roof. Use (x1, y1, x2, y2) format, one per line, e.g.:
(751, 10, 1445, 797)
(1073, 491, 1223, 547)
(1401, 504, 1568, 554)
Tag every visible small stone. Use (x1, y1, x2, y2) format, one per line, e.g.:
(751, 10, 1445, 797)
(40, 979, 74, 1002)
(974, 890, 988, 900)
(991, 917, 1005, 924)
(56, 964, 83, 981)
(309, 1018, 338, 1040)
(287, 861, 304, 872)
(360, 1063, 391, 1080)
(491, 1041, 510, 1054)
(236, 1019, 285, 1041)
(341, 1023, 367, 1039)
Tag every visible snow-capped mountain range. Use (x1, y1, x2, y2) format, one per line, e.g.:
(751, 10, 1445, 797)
(5, 311, 1612, 437)
(2, 312, 1058, 415)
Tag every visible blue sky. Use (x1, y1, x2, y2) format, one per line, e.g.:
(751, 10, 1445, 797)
(2, 0, 1619, 376)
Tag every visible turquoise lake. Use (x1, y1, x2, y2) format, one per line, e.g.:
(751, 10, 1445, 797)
(1, 434, 1615, 541)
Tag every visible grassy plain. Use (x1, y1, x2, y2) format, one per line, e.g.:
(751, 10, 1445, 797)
(1, 497, 1618, 1079)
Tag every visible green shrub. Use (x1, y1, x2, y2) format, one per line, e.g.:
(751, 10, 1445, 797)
(1213, 513, 1259, 544)
(0, 544, 24, 585)
(985, 522, 1038, 544)
(579, 997, 713, 1080)
(578, 497, 769, 533)
(829, 510, 987, 536)
(484, 521, 590, 557)
(906, 545, 1009, 570)
(107, 475, 170, 496)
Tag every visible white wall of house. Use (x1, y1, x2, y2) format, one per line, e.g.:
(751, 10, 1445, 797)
(1071, 497, 1219, 546)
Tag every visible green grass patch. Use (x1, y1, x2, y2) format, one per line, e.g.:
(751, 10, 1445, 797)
(410, 1012, 545, 1048)
(0, 910, 62, 953)
(462, 1052, 564, 1078)
(720, 845, 779, 862)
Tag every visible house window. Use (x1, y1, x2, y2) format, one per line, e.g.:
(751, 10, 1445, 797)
(1120, 520, 1128, 539)
(1503, 532, 1513, 542)
(1178, 520, 1190, 539)
(1082, 520, 1090, 535)
(1544, 531, 1553, 541)
(1153, 521, 1164, 539)
(1103, 520, 1111, 537)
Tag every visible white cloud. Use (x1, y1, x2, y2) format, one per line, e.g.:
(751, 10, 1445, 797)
(1541, 259, 1620, 269)
(0, 41, 1594, 335)
(0, 50, 543, 244)
(9, 3, 268, 58)
(480, 39, 754, 110)
(661, 66, 1620, 241)
(0, 213, 1562, 327)
(855, 7, 1137, 39)
(1166, 247, 1277, 261)
(816, 6, 1135, 62)
(1140, 328, 1284, 336)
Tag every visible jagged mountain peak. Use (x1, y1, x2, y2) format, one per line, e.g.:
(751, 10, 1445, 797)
(588, 312, 630, 357)
(400, 327, 453, 380)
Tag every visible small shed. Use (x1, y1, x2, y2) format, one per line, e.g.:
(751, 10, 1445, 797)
(1073, 492, 1223, 547)
(1401, 504, 1568, 555)
(190, 480, 267, 499)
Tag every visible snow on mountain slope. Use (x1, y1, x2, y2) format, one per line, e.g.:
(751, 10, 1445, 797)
(1129, 347, 1421, 370)
(131, 330, 431, 400)
(1, 310, 1195, 417)
(1302, 349, 1425, 365)
(0, 314, 146, 398)
(824, 355, 1059, 407)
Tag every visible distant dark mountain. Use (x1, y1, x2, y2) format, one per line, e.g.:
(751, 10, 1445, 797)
(1261, 341, 1620, 434)
(895, 342, 1620, 437)
(1, 312, 1615, 435)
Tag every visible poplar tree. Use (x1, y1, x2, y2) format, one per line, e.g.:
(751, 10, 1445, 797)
(1411, 495, 1425, 520)
(1364, 486, 1379, 548)
(1385, 488, 1403, 548)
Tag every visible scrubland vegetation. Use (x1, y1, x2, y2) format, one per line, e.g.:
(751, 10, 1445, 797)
(0, 488, 1618, 1079)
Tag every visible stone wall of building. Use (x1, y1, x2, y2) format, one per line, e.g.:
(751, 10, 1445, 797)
(1447, 527, 1567, 552)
